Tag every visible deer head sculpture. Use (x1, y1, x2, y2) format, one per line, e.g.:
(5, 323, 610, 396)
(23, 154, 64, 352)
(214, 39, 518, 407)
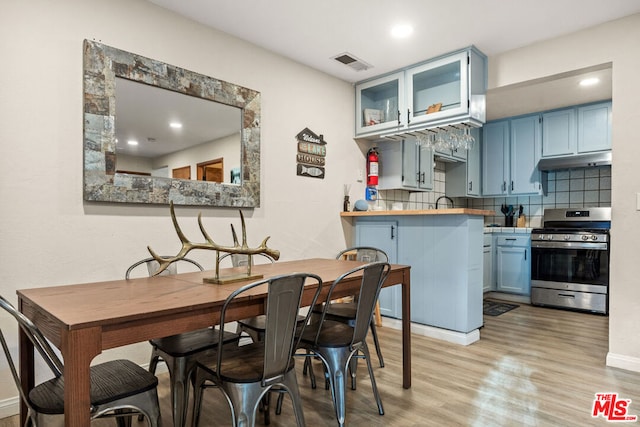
(148, 201, 280, 282)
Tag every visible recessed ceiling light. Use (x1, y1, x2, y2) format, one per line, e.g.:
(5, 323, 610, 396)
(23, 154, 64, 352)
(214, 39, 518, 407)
(127, 140, 138, 146)
(391, 24, 414, 39)
(579, 77, 600, 87)
(170, 122, 183, 129)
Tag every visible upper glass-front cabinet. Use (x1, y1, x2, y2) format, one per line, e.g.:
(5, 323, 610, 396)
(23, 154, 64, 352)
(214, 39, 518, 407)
(355, 71, 405, 135)
(407, 51, 468, 127)
(355, 46, 487, 139)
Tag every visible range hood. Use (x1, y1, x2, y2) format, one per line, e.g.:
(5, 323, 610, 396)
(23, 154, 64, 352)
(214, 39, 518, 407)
(537, 151, 611, 171)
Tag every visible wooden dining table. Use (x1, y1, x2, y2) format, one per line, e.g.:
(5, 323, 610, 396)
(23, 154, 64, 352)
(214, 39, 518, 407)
(16, 258, 411, 427)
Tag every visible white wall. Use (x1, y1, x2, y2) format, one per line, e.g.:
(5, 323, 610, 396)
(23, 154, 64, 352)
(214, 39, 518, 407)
(486, 14, 640, 371)
(0, 0, 361, 413)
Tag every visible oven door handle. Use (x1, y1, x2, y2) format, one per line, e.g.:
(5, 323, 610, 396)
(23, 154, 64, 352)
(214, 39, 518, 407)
(531, 241, 608, 250)
(557, 293, 576, 299)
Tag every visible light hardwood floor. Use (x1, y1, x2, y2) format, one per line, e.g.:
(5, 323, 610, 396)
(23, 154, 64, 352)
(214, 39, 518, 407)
(3, 301, 639, 426)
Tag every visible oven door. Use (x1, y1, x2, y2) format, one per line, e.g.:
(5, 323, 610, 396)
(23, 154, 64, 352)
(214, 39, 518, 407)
(531, 240, 609, 288)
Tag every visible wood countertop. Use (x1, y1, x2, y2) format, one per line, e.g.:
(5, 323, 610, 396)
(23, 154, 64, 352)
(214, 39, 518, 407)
(340, 208, 495, 217)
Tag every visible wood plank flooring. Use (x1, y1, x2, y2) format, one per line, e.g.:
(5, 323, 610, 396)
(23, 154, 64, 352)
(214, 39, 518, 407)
(3, 301, 640, 426)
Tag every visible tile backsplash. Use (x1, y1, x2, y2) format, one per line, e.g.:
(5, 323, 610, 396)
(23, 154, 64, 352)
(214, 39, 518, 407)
(377, 164, 611, 228)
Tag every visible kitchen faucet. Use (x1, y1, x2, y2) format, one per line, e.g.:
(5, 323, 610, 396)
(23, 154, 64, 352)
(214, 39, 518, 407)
(435, 195, 454, 209)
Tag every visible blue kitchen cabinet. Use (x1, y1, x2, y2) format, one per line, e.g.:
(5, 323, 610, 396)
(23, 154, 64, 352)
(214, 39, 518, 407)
(510, 114, 542, 195)
(378, 137, 434, 191)
(446, 127, 481, 197)
(483, 232, 493, 292)
(495, 234, 531, 295)
(578, 101, 612, 153)
(542, 108, 576, 157)
(541, 101, 611, 158)
(482, 120, 509, 196)
(355, 214, 484, 334)
(355, 220, 400, 318)
(482, 115, 542, 196)
(355, 46, 487, 139)
(355, 72, 405, 136)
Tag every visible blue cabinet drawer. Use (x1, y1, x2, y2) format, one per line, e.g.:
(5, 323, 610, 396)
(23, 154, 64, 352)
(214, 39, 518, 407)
(496, 235, 529, 247)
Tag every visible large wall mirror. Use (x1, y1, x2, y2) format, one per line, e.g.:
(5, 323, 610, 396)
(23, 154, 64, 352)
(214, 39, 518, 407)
(83, 39, 260, 207)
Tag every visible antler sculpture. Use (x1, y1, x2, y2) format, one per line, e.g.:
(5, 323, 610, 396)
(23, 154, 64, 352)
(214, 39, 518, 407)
(148, 201, 280, 283)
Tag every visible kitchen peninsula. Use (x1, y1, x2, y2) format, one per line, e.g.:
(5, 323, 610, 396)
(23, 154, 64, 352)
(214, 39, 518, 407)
(341, 208, 493, 345)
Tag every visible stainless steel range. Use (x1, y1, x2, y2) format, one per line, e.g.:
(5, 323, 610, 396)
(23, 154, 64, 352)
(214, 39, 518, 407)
(530, 207, 611, 314)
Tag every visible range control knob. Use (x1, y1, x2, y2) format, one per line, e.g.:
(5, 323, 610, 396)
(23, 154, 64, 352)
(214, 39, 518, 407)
(581, 235, 589, 241)
(547, 235, 554, 240)
(563, 235, 570, 241)
(591, 235, 599, 241)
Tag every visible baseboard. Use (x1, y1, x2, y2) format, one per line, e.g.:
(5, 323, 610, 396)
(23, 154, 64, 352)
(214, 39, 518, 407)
(381, 318, 480, 346)
(0, 396, 19, 419)
(606, 352, 640, 373)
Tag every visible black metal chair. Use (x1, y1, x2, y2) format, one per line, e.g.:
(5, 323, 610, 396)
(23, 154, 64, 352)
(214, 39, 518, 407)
(191, 273, 323, 427)
(0, 295, 161, 426)
(126, 256, 240, 427)
(298, 262, 391, 427)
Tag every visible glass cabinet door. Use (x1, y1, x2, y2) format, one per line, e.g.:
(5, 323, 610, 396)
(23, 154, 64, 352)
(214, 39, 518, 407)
(355, 71, 405, 136)
(406, 51, 468, 127)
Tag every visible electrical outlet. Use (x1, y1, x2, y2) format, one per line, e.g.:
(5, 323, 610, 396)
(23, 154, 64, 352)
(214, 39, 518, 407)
(357, 169, 364, 182)
(637, 193, 640, 210)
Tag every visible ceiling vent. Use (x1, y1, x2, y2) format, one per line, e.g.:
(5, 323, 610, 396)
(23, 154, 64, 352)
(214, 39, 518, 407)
(332, 52, 372, 72)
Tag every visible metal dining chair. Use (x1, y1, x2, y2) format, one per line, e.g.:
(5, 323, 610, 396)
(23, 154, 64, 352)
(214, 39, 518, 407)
(0, 295, 161, 427)
(126, 256, 241, 427)
(331, 246, 388, 369)
(191, 273, 324, 427)
(220, 253, 297, 344)
(298, 262, 391, 427)
(125, 256, 204, 279)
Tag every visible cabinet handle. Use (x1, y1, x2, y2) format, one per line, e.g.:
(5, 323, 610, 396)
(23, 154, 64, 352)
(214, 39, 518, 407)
(558, 293, 575, 299)
(502, 181, 506, 192)
(416, 172, 421, 183)
(397, 110, 401, 126)
(525, 249, 527, 261)
(468, 181, 472, 191)
(511, 181, 514, 191)
(505, 238, 517, 241)
(391, 225, 395, 240)
(407, 108, 411, 124)
(421, 172, 425, 184)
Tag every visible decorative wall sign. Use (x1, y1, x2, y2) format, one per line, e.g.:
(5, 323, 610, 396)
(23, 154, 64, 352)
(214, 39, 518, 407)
(296, 128, 326, 179)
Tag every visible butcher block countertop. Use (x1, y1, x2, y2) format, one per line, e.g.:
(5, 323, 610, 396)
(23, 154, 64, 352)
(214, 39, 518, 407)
(340, 208, 494, 218)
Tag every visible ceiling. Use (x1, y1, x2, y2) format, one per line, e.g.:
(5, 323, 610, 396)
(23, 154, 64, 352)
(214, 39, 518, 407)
(148, 0, 639, 84)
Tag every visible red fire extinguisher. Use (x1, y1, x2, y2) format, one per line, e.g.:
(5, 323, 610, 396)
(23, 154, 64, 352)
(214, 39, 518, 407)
(367, 147, 379, 186)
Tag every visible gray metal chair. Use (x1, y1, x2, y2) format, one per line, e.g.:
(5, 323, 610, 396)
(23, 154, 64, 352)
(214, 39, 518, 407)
(332, 246, 388, 369)
(298, 262, 391, 427)
(0, 295, 161, 427)
(220, 253, 290, 343)
(126, 256, 240, 427)
(191, 273, 324, 427)
(125, 256, 204, 279)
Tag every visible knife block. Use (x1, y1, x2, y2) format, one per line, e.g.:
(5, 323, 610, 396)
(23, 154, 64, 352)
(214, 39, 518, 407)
(517, 214, 526, 227)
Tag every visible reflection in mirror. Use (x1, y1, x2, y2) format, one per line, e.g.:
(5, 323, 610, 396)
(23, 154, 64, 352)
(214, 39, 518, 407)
(83, 39, 260, 207)
(114, 77, 241, 184)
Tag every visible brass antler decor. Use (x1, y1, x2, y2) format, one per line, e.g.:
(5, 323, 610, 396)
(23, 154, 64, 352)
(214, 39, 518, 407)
(148, 202, 280, 284)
